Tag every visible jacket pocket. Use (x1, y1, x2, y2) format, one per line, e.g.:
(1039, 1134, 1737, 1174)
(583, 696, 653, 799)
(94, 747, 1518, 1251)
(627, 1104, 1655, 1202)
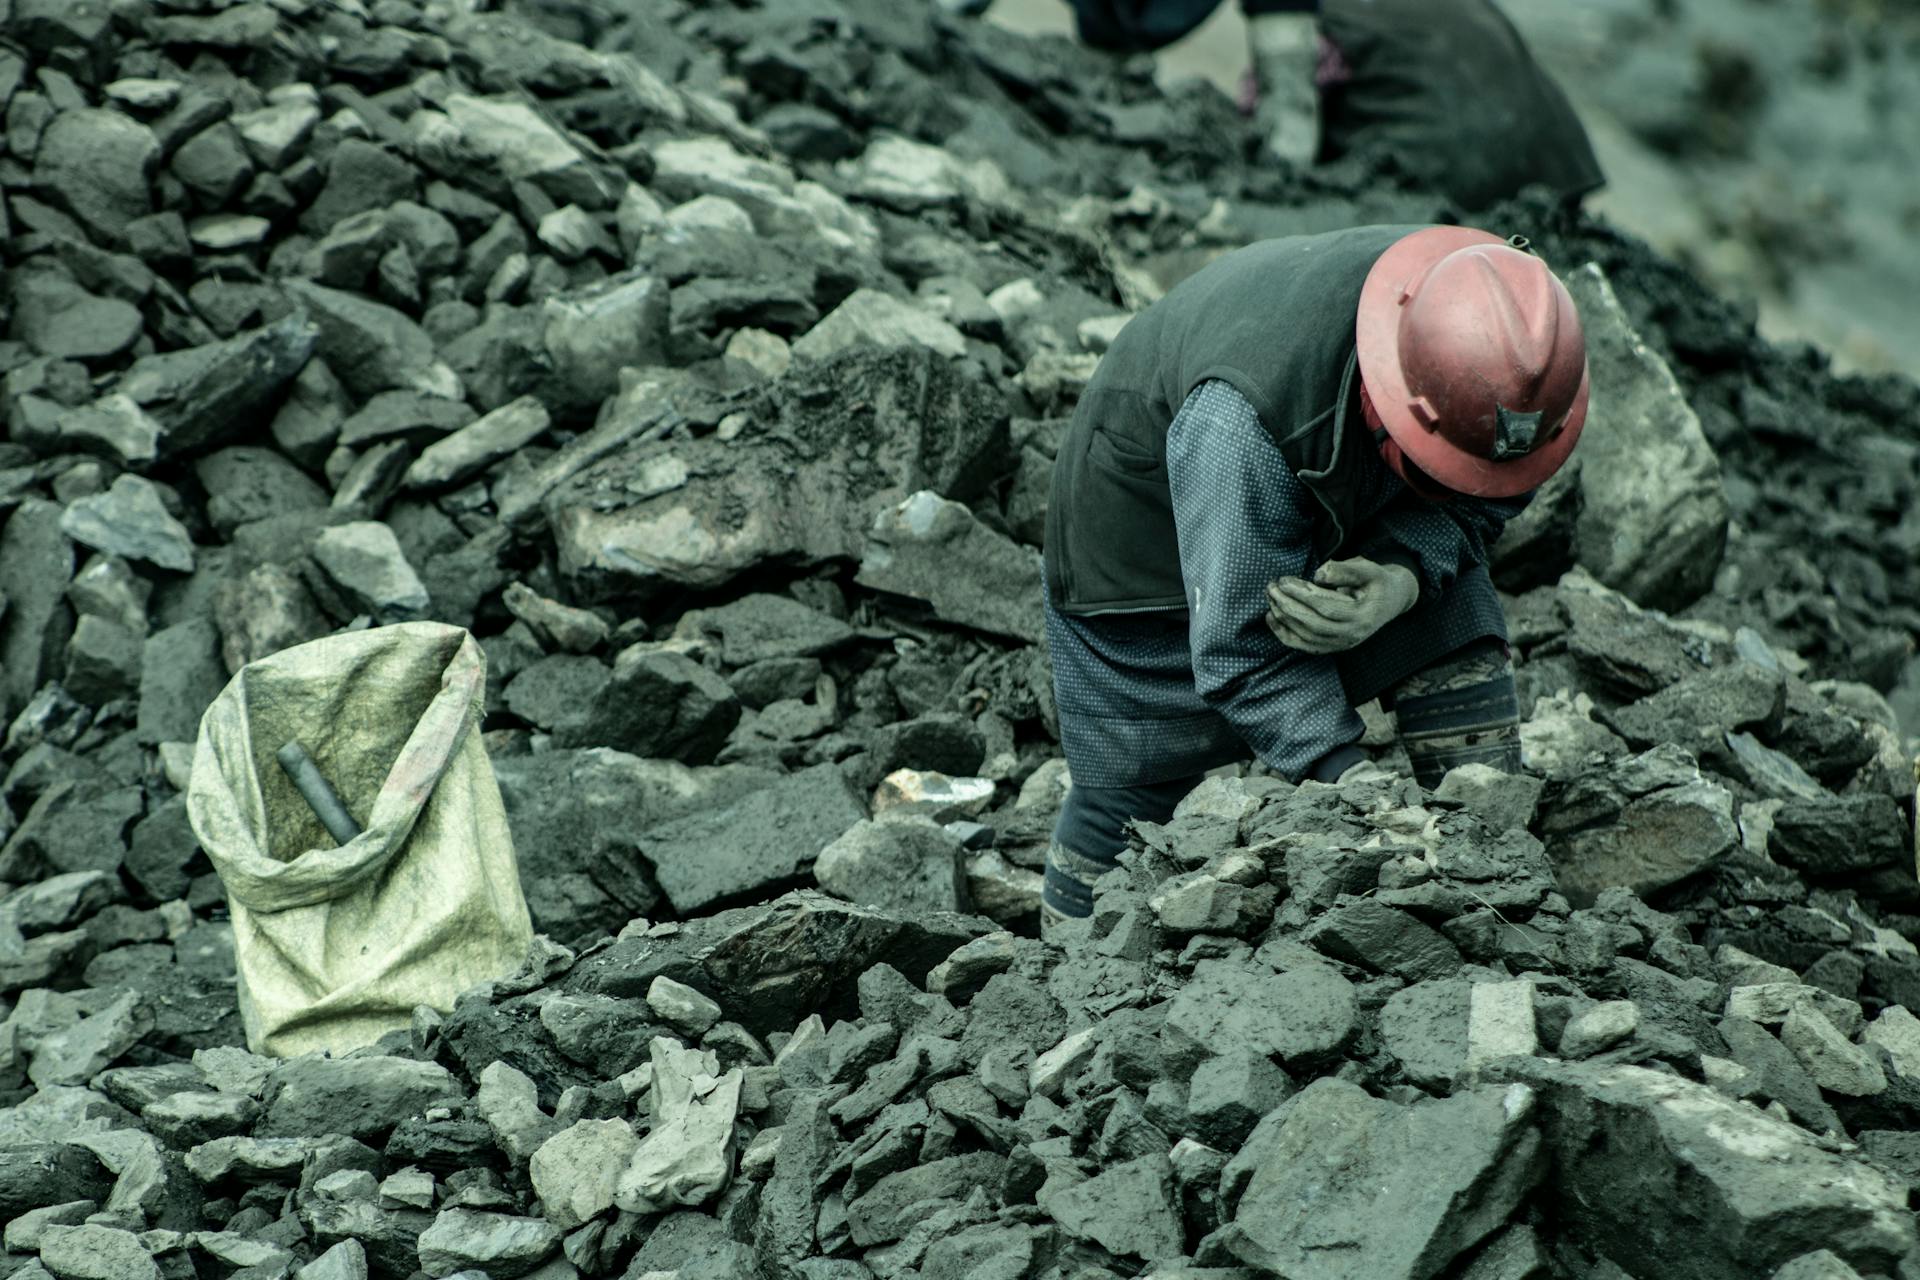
(1087, 425, 1165, 478)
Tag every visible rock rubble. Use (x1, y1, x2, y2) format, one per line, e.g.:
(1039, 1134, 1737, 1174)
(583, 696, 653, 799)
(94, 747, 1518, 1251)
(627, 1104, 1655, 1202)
(0, 0, 1918, 1277)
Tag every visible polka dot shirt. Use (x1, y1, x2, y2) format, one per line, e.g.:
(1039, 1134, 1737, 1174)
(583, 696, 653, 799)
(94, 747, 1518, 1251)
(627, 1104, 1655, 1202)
(1046, 379, 1522, 787)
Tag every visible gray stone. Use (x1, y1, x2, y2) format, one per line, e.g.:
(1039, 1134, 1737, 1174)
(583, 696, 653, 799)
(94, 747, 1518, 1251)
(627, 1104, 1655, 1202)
(259, 1056, 463, 1141)
(1433, 763, 1545, 831)
(504, 655, 610, 738)
(550, 349, 1006, 598)
(1604, 662, 1785, 756)
(170, 122, 253, 204)
(537, 204, 617, 262)
(213, 562, 331, 674)
(477, 1061, 560, 1165)
(35, 109, 158, 241)
(1505, 1059, 1912, 1278)
(304, 139, 418, 233)
(0, 781, 142, 881)
(1768, 795, 1909, 876)
(0, 1144, 109, 1224)
(36, 1224, 159, 1280)
(1186, 1052, 1295, 1150)
(872, 770, 996, 824)
(10, 275, 143, 363)
(136, 617, 226, 745)
(677, 595, 855, 667)
(1381, 979, 1471, 1090)
(1304, 898, 1462, 982)
(1558, 265, 1729, 610)
(562, 646, 738, 763)
(67, 556, 149, 635)
(0, 500, 76, 720)
(1163, 959, 1356, 1071)
(794, 289, 966, 362)
(856, 491, 1043, 643)
(1149, 872, 1278, 936)
(542, 274, 669, 410)
(846, 1152, 1005, 1247)
(1542, 745, 1739, 906)
(119, 315, 317, 458)
(1559, 1000, 1638, 1059)
(28, 991, 148, 1087)
(1725, 983, 1865, 1039)
(1040, 1152, 1182, 1261)
(59, 476, 194, 572)
(310, 521, 430, 623)
(63, 614, 142, 706)
(141, 1089, 259, 1148)
(0, 870, 117, 934)
(501, 583, 607, 655)
(1772, 1253, 1866, 1280)
(231, 99, 318, 168)
(1218, 1078, 1542, 1279)
(1862, 1006, 1920, 1081)
(815, 818, 967, 914)
(1722, 730, 1827, 801)
(406, 397, 550, 492)
(1466, 980, 1539, 1069)
(1715, 1017, 1843, 1133)
(3, 1199, 94, 1252)
(639, 764, 867, 914)
(196, 447, 328, 539)
(529, 1118, 636, 1231)
(614, 1039, 742, 1214)
(285, 281, 459, 401)
(18, 394, 162, 467)
(1778, 1006, 1886, 1097)
(433, 94, 619, 209)
(646, 977, 722, 1039)
(417, 1209, 560, 1279)
(298, 1240, 368, 1280)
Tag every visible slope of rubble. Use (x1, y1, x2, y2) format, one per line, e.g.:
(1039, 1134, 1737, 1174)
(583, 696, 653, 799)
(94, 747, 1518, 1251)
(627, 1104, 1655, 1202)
(1, 1, 1918, 1279)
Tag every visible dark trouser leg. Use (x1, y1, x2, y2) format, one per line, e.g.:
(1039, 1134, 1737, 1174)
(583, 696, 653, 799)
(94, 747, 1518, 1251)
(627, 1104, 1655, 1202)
(1043, 773, 1204, 930)
(1390, 637, 1521, 790)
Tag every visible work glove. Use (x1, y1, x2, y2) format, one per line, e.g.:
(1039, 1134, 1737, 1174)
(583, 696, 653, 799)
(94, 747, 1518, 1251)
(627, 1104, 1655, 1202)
(1265, 557, 1420, 654)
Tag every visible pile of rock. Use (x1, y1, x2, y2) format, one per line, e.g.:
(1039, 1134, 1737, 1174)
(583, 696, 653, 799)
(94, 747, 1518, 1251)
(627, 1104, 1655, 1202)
(1, 0, 1919, 1276)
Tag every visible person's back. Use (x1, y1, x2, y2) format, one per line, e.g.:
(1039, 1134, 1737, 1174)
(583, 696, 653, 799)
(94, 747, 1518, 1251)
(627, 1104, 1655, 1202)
(1312, 0, 1603, 208)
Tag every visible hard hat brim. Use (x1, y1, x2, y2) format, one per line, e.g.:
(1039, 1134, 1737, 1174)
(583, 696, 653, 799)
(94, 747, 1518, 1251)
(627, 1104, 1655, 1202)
(1356, 226, 1590, 500)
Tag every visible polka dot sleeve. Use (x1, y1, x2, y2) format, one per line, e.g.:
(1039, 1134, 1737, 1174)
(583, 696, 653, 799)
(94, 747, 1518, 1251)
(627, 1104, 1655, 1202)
(1165, 379, 1365, 778)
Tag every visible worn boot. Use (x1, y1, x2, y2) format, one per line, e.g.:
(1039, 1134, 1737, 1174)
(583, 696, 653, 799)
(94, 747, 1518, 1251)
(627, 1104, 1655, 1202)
(1392, 640, 1523, 790)
(1041, 838, 1110, 942)
(1247, 12, 1322, 167)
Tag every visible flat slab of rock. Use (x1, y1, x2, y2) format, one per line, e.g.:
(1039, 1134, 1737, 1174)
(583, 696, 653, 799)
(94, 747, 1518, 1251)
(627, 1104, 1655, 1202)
(856, 491, 1043, 643)
(638, 764, 867, 914)
(1502, 1058, 1913, 1278)
(1217, 1077, 1543, 1280)
(59, 476, 195, 572)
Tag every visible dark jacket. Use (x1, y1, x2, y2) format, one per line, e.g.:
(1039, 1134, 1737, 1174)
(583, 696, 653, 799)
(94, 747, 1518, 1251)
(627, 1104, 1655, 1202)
(1319, 0, 1604, 210)
(1044, 224, 1415, 616)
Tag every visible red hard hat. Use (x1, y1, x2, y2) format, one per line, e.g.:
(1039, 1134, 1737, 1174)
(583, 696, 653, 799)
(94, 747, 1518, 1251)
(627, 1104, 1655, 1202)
(1356, 227, 1589, 499)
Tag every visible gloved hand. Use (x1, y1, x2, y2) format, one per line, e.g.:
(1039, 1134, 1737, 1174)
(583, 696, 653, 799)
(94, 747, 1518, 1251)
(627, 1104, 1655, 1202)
(1266, 557, 1420, 654)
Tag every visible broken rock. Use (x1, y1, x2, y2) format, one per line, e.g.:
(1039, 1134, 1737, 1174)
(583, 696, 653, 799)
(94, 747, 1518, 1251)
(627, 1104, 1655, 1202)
(58, 476, 195, 573)
(1214, 1078, 1543, 1280)
(815, 818, 967, 914)
(1504, 1059, 1913, 1278)
(856, 491, 1043, 643)
(1541, 745, 1738, 906)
